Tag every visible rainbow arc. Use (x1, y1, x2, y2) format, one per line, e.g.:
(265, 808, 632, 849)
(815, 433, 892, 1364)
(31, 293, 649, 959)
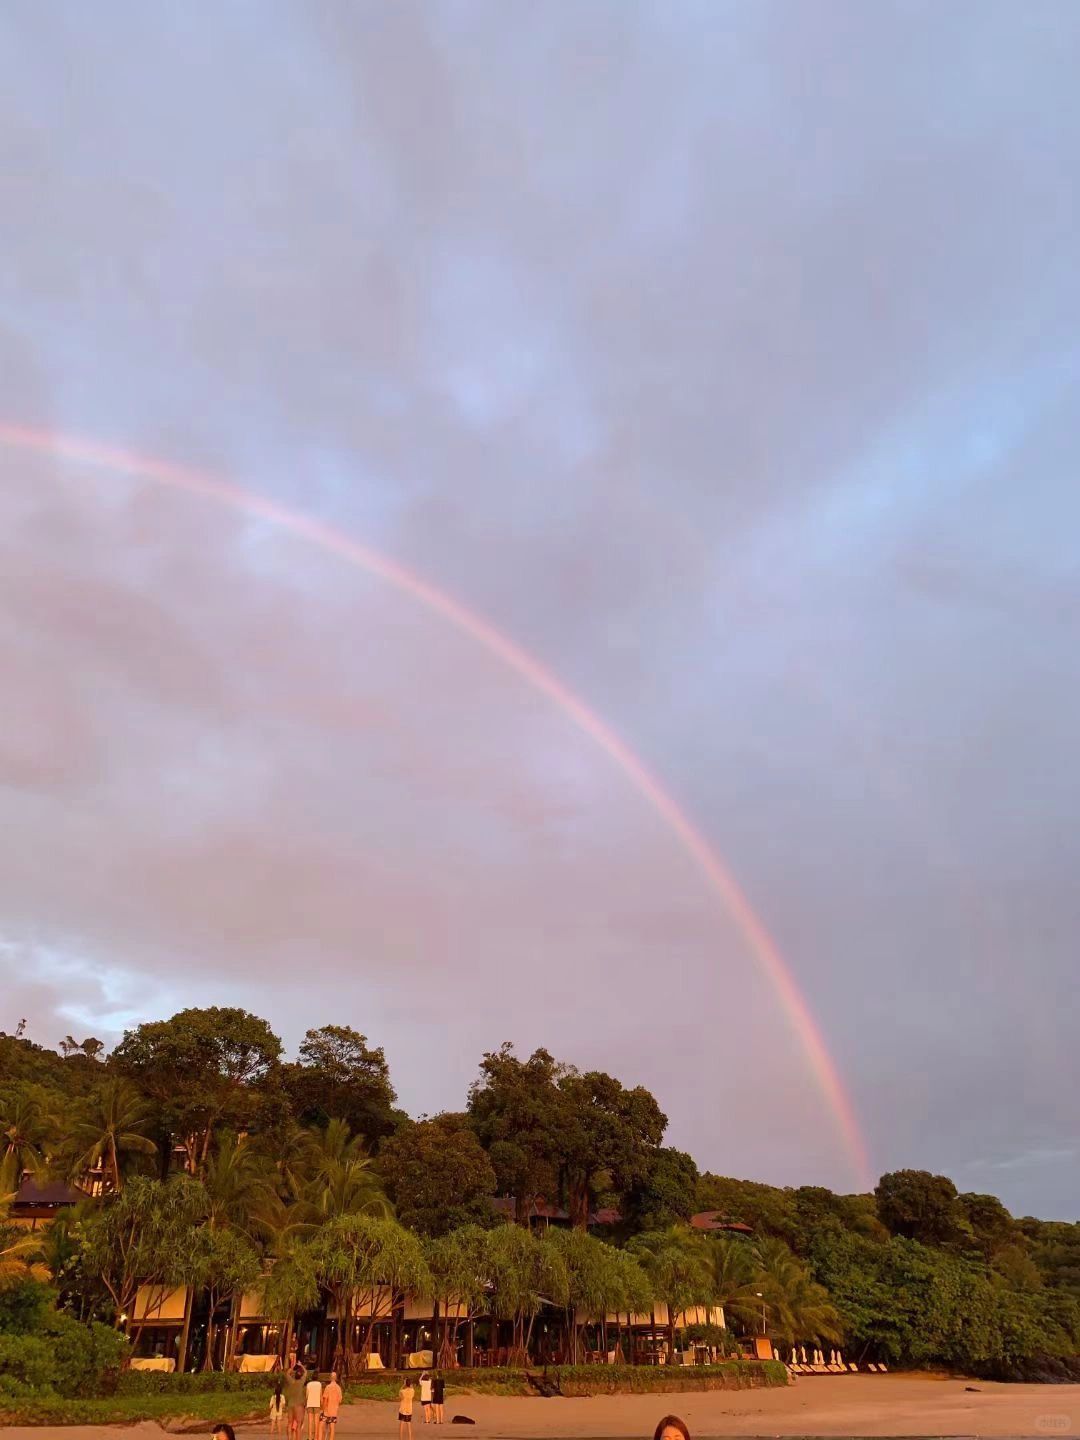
(0, 420, 872, 1190)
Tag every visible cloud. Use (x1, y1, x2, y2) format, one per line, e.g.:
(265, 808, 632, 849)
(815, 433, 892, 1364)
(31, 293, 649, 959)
(1, 0, 1079, 1210)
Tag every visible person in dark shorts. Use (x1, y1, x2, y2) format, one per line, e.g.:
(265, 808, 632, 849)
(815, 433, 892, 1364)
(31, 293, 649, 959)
(432, 1372, 445, 1424)
(398, 1379, 415, 1440)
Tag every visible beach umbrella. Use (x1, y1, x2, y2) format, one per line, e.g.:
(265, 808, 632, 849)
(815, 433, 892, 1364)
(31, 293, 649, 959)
(837, 1351, 844, 1368)
(800, 1346, 808, 1364)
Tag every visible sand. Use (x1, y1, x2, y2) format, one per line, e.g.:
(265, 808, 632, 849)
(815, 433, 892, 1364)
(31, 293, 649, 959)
(3, 1374, 1079, 1438)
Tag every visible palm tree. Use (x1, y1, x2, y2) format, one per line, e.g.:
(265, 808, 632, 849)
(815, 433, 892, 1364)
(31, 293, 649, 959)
(753, 1236, 842, 1346)
(296, 1119, 391, 1223)
(628, 1226, 712, 1359)
(705, 1235, 763, 1333)
(203, 1132, 278, 1235)
(0, 1192, 48, 1289)
(0, 1089, 53, 1190)
(66, 1077, 157, 1192)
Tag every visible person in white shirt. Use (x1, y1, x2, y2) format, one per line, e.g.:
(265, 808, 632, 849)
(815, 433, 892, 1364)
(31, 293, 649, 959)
(419, 1372, 433, 1424)
(305, 1374, 323, 1440)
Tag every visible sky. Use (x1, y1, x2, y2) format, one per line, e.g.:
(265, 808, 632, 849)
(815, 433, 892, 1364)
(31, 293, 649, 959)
(1, 1, 1078, 1218)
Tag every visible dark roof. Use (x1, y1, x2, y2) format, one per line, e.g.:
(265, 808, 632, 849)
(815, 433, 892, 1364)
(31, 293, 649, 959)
(491, 1196, 622, 1226)
(13, 1177, 83, 1210)
(689, 1210, 754, 1234)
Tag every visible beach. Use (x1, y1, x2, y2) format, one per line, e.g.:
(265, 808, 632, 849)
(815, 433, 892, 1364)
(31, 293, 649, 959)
(4, 1374, 1079, 1438)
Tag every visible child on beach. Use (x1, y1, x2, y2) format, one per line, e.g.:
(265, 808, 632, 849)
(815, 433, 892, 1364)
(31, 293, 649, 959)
(270, 1381, 287, 1433)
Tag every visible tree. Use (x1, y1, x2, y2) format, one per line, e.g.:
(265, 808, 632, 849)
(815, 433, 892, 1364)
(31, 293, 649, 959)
(754, 1236, 842, 1345)
(378, 1114, 497, 1236)
(202, 1131, 278, 1235)
(310, 1214, 429, 1373)
(623, 1147, 700, 1233)
(65, 1078, 157, 1193)
(875, 1170, 963, 1246)
(468, 1045, 668, 1229)
(0, 1193, 48, 1290)
(282, 1026, 397, 1149)
(183, 1225, 261, 1370)
(258, 1239, 319, 1365)
(77, 1175, 205, 1327)
(703, 1235, 762, 1333)
(111, 1008, 282, 1174)
(295, 1118, 391, 1224)
(547, 1227, 626, 1362)
(468, 1046, 564, 1225)
(0, 1086, 54, 1190)
(425, 1225, 494, 1366)
(556, 1070, 667, 1229)
(696, 1174, 800, 1243)
(628, 1226, 711, 1357)
(959, 1192, 1017, 1261)
(487, 1223, 568, 1364)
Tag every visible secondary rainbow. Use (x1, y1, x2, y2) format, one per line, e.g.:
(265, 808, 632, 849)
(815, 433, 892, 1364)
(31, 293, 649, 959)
(0, 420, 872, 1190)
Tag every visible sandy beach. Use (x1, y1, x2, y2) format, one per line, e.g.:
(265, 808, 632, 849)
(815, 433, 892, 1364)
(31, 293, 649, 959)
(4, 1375, 1079, 1439)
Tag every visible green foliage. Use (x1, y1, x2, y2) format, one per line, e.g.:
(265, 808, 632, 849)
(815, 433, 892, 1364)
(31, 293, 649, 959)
(696, 1175, 800, 1245)
(62, 1076, 158, 1192)
(0, 1389, 271, 1426)
(281, 1025, 397, 1149)
(628, 1227, 712, 1325)
(426, 1224, 494, 1323)
(378, 1113, 497, 1236)
(116, 1369, 283, 1393)
(111, 1007, 283, 1170)
(76, 1173, 207, 1321)
(310, 1213, 430, 1356)
(468, 1046, 565, 1222)
(547, 1359, 789, 1394)
(622, 1146, 699, 1232)
(874, 1169, 963, 1245)
(468, 1044, 667, 1228)
(0, 1283, 127, 1398)
(809, 1226, 1077, 1376)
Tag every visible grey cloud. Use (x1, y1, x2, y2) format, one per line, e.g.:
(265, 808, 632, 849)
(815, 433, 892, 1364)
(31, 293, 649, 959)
(1, 0, 1079, 1211)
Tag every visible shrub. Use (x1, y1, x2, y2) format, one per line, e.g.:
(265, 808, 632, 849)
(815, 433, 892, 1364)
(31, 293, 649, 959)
(0, 1310, 126, 1398)
(543, 1360, 788, 1395)
(117, 1369, 281, 1395)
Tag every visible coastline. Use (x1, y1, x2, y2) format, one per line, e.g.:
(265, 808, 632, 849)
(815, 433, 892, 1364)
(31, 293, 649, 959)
(3, 1373, 1079, 1437)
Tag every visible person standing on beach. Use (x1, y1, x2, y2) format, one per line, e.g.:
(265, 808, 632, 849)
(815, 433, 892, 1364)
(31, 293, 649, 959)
(285, 1362, 307, 1440)
(419, 1370, 433, 1423)
(320, 1369, 343, 1438)
(305, 1370, 323, 1439)
(398, 1378, 416, 1440)
(269, 1380, 287, 1433)
(432, 1371, 445, 1424)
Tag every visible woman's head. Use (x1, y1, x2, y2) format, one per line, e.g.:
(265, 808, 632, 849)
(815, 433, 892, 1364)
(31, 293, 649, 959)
(654, 1416, 691, 1440)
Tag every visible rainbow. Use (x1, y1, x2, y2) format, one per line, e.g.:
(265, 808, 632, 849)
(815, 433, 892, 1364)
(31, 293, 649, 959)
(0, 421, 872, 1190)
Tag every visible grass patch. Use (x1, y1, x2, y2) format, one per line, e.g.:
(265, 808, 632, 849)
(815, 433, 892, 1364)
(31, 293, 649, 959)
(0, 1389, 268, 1427)
(0, 1361, 787, 1425)
(544, 1359, 790, 1395)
